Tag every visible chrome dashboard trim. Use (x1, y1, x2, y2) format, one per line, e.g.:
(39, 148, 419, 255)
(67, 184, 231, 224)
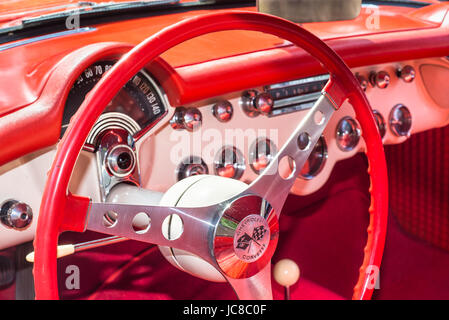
(0, 27, 96, 52)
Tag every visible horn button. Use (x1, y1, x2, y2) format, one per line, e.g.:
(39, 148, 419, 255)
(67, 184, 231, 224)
(158, 175, 279, 281)
(215, 195, 278, 279)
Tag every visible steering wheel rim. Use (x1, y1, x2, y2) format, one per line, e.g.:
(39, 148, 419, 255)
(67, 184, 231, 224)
(34, 10, 388, 300)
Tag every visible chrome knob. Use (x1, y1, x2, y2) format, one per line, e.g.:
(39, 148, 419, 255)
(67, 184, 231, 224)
(241, 90, 274, 117)
(356, 74, 368, 91)
(370, 71, 390, 89)
(177, 156, 209, 181)
(169, 107, 186, 130)
(397, 65, 415, 83)
(170, 107, 202, 131)
(183, 108, 202, 131)
(106, 144, 136, 178)
(254, 92, 274, 115)
(0, 200, 33, 229)
(212, 101, 233, 122)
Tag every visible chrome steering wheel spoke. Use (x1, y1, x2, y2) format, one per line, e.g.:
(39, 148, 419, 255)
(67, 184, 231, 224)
(225, 262, 273, 300)
(247, 88, 338, 214)
(86, 202, 219, 264)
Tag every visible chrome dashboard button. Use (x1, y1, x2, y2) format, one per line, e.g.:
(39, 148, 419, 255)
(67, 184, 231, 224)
(356, 73, 368, 91)
(254, 92, 274, 115)
(183, 108, 202, 131)
(241, 90, 274, 117)
(212, 101, 233, 122)
(106, 144, 136, 178)
(169, 107, 186, 130)
(397, 65, 415, 83)
(177, 156, 209, 181)
(370, 71, 390, 89)
(0, 200, 33, 230)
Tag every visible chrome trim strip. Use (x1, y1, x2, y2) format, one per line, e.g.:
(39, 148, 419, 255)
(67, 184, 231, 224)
(267, 74, 329, 90)
(0, 27, 95, 52)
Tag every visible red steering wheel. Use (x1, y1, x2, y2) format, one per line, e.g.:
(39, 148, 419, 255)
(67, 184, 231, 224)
(34, 11, 388, 300)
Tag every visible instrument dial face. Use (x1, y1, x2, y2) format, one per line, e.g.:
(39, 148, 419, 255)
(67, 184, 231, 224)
(61, 60, 167, 139)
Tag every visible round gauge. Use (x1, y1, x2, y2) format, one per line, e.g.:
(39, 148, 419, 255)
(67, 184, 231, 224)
(336, 117, 361, 152)
(389, 104, 412, 137)
(298, 136, 327, 180)
(61, 60, 167, 139)
(249, 138, 277, 174)
(214, 146, 245, 179)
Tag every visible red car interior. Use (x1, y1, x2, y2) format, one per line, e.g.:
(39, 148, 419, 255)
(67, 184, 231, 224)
(1, 0, 449, 301)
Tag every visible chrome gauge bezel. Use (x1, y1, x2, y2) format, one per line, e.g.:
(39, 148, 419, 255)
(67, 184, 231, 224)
(298, 135, 328, 180)
(335, 116, 361, 152)
(249, 137, 278, 174)
(213, 146, 246, 180)
(389, 104, 412, 137)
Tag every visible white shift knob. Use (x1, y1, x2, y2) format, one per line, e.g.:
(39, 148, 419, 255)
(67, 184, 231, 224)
(273, 259, 300, 287)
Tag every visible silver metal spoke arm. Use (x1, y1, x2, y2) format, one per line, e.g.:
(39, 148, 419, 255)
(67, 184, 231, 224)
(225, 262, 273, 300)
(247, 91, 338, 215)
(86, 202, 219, 264)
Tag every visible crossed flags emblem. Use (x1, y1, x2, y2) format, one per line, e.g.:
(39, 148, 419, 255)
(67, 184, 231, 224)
(236, 225, 267, 251)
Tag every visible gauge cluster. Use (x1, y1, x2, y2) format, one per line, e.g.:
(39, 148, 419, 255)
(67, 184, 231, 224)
(55, 57, 446, 197)
(133, 58, 444, 197)
(62, 60, 168, 148)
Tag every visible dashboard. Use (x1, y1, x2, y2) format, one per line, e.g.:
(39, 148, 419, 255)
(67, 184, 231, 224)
(1, 3, 449, 251)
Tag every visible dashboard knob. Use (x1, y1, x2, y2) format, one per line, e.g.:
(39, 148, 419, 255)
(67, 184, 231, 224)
(183, 108, 202, 131)
(397, 65, 415, 83)
(212, 101, 233, 122)
(356, 74, 368, 91)
(0, 200, 33, 229)
(370, 71, 390, 89)
(241, 90, 274, 117)
(169, 107, 186, 130)
(106, 144, 136, 177)
(254, 92, 274, 115)
(177, 156, 209, 181)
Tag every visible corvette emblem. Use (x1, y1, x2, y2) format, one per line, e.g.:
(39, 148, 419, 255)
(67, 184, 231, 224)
(233, 214, 270, 263)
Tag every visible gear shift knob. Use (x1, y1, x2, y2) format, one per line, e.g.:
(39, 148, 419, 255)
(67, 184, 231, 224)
(273, 259, 300, 300)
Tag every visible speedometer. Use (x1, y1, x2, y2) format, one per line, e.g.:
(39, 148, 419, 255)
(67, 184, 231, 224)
(61, 60, 167, 141)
